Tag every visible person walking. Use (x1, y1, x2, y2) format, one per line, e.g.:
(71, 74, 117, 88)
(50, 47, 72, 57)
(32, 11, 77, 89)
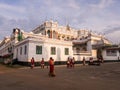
(31, 57, 35, 69)
(70, 58, 73, 68)
(66, 57, 70, 68)
(89, 57, 93, 65)
(48, 57, 55, 77)
(72, 57, 75, 68)
(40, 58, 45, 69)
(83, 57, 86, 66)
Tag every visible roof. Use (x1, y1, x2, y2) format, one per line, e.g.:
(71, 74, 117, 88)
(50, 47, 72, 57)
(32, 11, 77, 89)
(72, 39, 88, 44)
(106, 47, 120, 50)
(92, 44, 120, 50)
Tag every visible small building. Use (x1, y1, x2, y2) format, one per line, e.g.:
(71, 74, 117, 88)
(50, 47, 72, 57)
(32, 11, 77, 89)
(102, 45, 120, 61)
(14, 35, 73, 65)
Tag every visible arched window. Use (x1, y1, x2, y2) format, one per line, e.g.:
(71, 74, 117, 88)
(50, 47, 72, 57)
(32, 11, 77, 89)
(67, 37, 69, 40)
(47, 30, 51, 38)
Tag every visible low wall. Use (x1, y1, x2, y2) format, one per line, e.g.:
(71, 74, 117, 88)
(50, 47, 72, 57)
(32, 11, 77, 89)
(15, 60, 120, 66)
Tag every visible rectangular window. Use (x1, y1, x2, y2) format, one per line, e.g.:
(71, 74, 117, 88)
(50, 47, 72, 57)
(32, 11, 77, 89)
(51, 47, 56, 55)
(106, 50, 117, 56)
(20, 47, 22, 55)
(65, 48, 69, 55)
(36, 46, 42, 54)
(24, 45, 27, 55)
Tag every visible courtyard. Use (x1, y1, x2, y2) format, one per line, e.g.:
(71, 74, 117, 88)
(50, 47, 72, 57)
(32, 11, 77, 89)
(0, 62, 120, 90)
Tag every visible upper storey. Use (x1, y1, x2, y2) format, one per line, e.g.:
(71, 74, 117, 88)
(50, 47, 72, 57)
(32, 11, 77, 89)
(32, 20, 78, 41)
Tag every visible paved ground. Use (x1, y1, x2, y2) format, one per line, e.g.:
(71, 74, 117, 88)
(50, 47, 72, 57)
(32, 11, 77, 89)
(0, 63, 120, 90)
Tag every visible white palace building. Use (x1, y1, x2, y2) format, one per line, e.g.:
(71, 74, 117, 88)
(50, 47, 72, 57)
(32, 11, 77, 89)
(0, 20, 120, 65)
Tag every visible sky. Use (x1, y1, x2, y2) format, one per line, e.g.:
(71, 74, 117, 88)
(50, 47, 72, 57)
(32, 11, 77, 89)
(0, 0, 120, 44)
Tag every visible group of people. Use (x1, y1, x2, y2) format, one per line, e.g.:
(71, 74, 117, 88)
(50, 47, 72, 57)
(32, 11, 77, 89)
(30, 57, 45, 69)
(30, 57, 55, 77)
(30, 56, 104, 77)
(66, 57, 75, 68)
(88, 57, 104, 66)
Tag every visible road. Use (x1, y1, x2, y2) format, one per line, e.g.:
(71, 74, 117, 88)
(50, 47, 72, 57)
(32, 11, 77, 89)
(0, 63, 120, 90)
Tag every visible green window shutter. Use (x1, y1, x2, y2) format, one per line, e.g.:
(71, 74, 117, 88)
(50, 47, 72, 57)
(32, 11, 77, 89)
(51, 47, 56, 55)
(36, 46, 42, 54)
(65, 48, 69, 55)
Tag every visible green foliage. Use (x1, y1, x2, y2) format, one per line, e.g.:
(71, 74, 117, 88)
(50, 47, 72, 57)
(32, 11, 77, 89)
(17, 32, 23, 41)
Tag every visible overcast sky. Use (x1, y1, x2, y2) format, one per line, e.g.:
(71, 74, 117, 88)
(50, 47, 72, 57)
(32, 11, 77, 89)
(0, 0, 120, 44)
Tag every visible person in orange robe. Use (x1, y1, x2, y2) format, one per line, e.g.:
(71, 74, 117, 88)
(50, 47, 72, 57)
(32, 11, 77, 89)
(48, 57, 55, 77)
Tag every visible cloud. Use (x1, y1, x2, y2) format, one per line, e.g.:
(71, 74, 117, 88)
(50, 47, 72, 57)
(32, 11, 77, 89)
(106, 30, 120, 44)
(0, 0, 119, 44)
(103, 25, 120, 34)
(90, 0, 114, 9)
(102, 25, 120, 44)
(98, 0, 114, 8)
(66, 0, 80, 9)
(0, 3, 26, 19)
(0, 15, 30, 39)
(0, 3, 25, 13)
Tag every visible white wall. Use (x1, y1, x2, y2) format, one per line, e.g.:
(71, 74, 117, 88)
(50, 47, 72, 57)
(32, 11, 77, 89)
(27, 40, 73, 62)
(28, 42, 43, 62)
(87, 41, 92, 52)
(102, 50, 119, 60)
(42, 43, 73, 62)
(14, 43, 29, 62)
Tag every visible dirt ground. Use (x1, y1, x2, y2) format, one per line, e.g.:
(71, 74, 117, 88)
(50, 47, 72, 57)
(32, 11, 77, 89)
(0, 62, 120, 90)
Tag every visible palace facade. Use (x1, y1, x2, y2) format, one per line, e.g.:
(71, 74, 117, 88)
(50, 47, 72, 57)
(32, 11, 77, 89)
(0, 20, 119, 65)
